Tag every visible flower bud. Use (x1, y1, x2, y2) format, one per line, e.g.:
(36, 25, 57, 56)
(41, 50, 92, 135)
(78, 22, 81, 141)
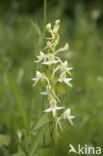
(60, 72, 66, 80)
(36, 71, 42, 78)
(55, 20, 60, 25)
(64, 43, 69, 51)
(40, 51, 44, 57)
(46, 23, 52, 32)
(47, 41, 51, 48)
(17, 131, 22, 140)
(63, 61, 68, 67)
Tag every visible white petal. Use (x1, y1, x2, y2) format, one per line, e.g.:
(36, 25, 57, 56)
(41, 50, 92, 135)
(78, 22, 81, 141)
(37, 56, 42, 60)
(56, 106, 64, 110)
(42, 60, 59, 65)
(36, 71, 42, 78)
(65, 109, 71, 114)
(64, 78, 72, 82)
(68, 116, 75, 119)
(58, 79, 63, 82)
(64, 78, 72, 87)
(36, 71, 41, 74)
(32, 78, 38, 81)
(52, 60, 59, 64)
(42, 61, 50, 65)
(40, 51, 45, 56)
(44, 108, 52, 112)
(67, 67, 73, 71)
(40, 92, 48, 95)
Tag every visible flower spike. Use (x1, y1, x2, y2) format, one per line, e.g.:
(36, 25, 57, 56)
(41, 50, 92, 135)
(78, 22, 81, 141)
(32, 19, 75, 139)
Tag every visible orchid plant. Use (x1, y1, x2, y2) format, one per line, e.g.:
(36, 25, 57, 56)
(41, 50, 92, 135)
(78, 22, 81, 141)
(32, 19, 75, 144)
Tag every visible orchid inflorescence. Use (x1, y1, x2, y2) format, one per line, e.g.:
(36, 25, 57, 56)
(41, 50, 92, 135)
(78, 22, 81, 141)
(32, 19, 75, 136)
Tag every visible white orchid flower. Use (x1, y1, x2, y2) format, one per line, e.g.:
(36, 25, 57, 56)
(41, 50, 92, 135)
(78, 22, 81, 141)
(40, 91, 48, 95)
(58, 71, 72, 87)
(44, 98, 64, 117)
(42, 54, 59, 65)
(61, 61, 73, 74)
(32, 71, 50, 86)
(52, 61, 73, 78)
(40, 84, 51, 95)
(40, 85, 60, 104)
(55, 19, 60, 25)
(35, 51, 47, 62)
(63, 109, 75, 125)
(43, 41, 54, 52)
(55, 43, 69, 55)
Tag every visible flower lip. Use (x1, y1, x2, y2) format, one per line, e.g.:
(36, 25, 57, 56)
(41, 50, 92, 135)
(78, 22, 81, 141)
(58, 72, 72, 87)
(55, 43, 69, 54)
(63, 108, 75, 125)
(44, 106, 64, 117)
(36, 71, 42, 78)
(35, 51, 48, 63)
(32, 71, 50, 87)
(44, 97, 64, 117)
(44, 106, 64, 112)
(42, 54, 59, 65)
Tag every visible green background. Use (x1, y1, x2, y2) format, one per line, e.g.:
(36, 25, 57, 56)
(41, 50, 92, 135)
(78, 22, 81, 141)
(0, 0, 103, 155)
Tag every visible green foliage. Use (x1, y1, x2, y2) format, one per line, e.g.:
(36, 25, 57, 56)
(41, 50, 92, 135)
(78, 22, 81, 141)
(33, 113, 51, 131)
(7, 72, 28, 129)
(30, 126, 48, 156)
(0, 134, 10, 148)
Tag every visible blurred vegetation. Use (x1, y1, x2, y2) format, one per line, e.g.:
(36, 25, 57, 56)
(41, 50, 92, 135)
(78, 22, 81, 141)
(0, 0, 103, 155)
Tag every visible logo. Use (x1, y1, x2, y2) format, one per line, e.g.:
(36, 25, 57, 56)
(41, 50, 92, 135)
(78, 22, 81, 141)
(68, 144, 101, 155)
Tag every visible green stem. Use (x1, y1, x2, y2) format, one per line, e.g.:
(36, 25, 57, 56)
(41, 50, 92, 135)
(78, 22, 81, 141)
(52, 117, 57, 156)
(42, 96, 46, 146)
(42, 0, 47, 46)
(54, 117, 57, 145)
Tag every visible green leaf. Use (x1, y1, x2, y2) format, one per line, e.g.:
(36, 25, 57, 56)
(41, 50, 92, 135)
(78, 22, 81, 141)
(30, 126, 47, 156)
(11, 153, 25, 156)
(6, 72, 28, 132)
(0, 134, 10, 147)
(33, 113, 51, 131)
